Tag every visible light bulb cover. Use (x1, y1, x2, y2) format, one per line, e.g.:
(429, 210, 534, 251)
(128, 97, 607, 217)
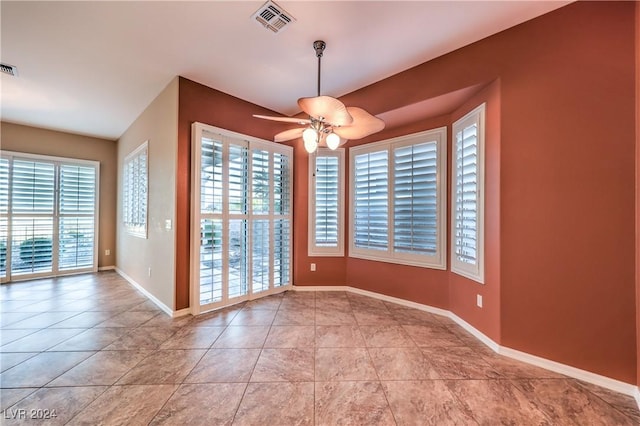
(303, 127, 318, 153)
(326, 132, 340, 150)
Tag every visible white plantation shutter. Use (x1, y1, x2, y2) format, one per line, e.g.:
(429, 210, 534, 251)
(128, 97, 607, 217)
(315, 156, 339, 245)
(274, 218, 290, 287)
(1, 152, 98, 281)
(11, 159, 55, 275)
(252, 149, 270, 215)
(0, 158, 9, 279)
(274, 153, 290, 215)
(350, 128, 446, 269)
(58, 164, 96, 270)
(123, 142, 147, 237)
(354, 150, 389, 250)
(309, 149, 344, 256)
(393, 142, 438, 255)
(273, 153, 291, 286)
(201, 137, 223, 214)
(452, 104, 485, 283)
(191, 123, 292, 314)
(228, 144, 249, 214)
(12, 159, 55, 214)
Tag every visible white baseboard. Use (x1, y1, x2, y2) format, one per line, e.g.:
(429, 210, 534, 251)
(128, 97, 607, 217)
(292, 285, 348, 292)
(295, 284, 639, 403)
(449, 312, 500, 353)
(98, 265, 115, 271)
(115, 268, 179, 317)
(498, 346, 637, 397)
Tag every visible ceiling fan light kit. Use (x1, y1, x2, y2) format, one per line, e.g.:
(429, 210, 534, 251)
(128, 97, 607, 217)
(254, 40, 385, 154)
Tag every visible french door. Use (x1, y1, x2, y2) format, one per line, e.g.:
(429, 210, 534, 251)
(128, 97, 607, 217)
(190, 123, 292, 314)
(0, 152, 99, 283)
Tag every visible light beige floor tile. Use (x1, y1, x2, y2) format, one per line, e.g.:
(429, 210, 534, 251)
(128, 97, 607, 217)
(149, 383, 246, 425)
(117, 349, 206, 384)
(66, 384, 177, 426)
(234, 382, 314, 426)
(315, 381, 395, 426)
(251, 348, 314, 382)
(47, 350, 151, 386)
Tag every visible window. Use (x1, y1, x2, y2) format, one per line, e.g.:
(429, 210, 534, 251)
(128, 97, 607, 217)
(0, 151, 99, 282)
(309, 148, 344, 256)
(451, 104, 485, 283)
(349, 128, 447, 269)
(191, 123, 293, 314)
(123, 141, 148, 238)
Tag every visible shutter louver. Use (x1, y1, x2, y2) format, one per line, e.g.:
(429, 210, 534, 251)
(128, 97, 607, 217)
(454, 124, 478, 265)
(12, 159, 55, 214)
(123, 142, 148, 237)
(274, 218, 290, 287)
(393, 142, 438, 255)
(252, 150, 270, 214)
(274, 153, 290, 215)
(11, 160, 55, 275)
(59, 164, 96, 270)
(315, 156, 339, 247)
(200, 218, 223, 304)
(228, 144, 249, 214)
(252, 219, 270, 293)
(0, 158, 8, 279)
(201, 138, 223, 214)
(354, 150, 389, 250)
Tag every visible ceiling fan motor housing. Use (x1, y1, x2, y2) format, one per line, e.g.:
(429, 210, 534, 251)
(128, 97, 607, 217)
(314, 40, 326, 57)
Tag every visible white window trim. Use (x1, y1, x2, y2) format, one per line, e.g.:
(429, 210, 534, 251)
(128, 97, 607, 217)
(451, 103, 486, 284)
(308, 148, 345, 257)
(123, 141, 148, 239)
(348, 127, 447, 269)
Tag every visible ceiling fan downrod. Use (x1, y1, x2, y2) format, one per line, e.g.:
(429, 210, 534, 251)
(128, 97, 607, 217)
(313, 40, 326, 97)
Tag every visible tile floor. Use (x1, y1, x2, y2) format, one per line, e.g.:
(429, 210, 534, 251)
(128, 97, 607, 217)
(1, 271, 639, 425)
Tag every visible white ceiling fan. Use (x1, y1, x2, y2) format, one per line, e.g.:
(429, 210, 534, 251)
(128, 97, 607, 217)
(254, 40, 385, 153)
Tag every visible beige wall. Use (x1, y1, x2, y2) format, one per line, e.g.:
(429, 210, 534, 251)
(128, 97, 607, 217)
(116, 77, 178, 310)
(0, 122, 117, 268)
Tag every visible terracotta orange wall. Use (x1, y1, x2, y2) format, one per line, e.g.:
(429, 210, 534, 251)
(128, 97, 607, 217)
(175, 77, 295, 309)
(327, 1, 636, 382)
(448, 81, 501, 341)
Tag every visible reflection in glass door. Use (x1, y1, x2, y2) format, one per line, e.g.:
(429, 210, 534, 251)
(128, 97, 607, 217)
(191, 123, 292, 314)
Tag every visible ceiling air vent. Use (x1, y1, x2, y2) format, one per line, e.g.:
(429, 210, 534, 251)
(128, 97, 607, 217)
(251, 0, 295, 34)
(0, 63, 18, 77)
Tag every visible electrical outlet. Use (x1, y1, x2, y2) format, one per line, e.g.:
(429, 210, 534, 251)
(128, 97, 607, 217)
(105, 249, 111, 256)
(476, 294, 483, 308)
(310, 263, 316, 272)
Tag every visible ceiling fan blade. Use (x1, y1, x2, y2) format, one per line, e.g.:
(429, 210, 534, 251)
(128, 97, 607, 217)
(274, 128, 305, 142)
(298, 96, 353, 126)
(333, 107, 385, 140)
(253, 114, 311, 125)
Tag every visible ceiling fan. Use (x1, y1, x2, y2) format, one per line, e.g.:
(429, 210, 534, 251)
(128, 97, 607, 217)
(253, 40, 385, 153)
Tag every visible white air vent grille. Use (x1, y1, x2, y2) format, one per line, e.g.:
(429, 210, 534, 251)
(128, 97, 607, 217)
(251, 0, 295, 34)
(0, 63, 18, 77)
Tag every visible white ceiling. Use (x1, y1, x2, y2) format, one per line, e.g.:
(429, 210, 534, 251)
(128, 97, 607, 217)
(1, 1, 570, 141)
